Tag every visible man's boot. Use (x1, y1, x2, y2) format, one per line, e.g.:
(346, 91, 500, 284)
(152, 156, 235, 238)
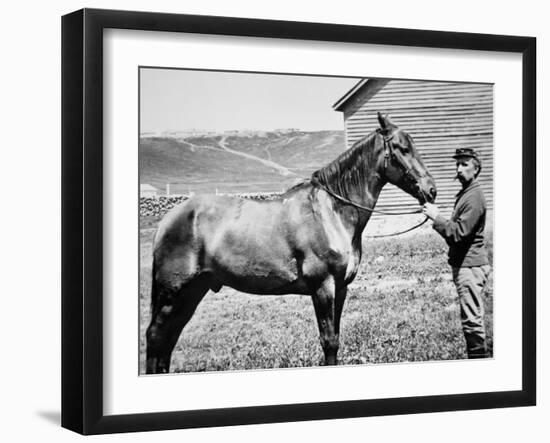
(465, 334, 487, 359)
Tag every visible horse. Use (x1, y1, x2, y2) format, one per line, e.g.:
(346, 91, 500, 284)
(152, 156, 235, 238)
(145, 112, 437, 374)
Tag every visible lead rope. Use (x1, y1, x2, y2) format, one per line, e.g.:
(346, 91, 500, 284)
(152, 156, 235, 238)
(365, 216, 429, 238)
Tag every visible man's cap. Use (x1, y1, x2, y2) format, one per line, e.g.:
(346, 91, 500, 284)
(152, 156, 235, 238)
(452, 147, 479, 161)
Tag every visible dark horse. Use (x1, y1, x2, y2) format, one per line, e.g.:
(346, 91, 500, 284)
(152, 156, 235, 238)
(146, 113, 437, 374)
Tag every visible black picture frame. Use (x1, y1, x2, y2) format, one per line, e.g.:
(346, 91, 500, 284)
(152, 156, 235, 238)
(61, 8, 536, 435)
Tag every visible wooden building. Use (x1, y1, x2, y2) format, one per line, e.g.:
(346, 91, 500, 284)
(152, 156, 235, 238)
(333, 79, 494, 216)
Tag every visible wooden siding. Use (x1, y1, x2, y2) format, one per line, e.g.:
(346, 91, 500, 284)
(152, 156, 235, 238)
(339, 79, 493, 218)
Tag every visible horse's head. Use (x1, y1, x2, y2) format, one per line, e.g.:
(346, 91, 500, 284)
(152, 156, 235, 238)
(376, 112, 437, 204)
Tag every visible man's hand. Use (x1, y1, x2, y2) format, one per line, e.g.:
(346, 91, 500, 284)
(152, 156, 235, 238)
(422, 202, 440, 220)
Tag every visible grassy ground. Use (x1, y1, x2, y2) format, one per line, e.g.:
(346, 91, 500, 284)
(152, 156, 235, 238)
(139, 220, 493, 373)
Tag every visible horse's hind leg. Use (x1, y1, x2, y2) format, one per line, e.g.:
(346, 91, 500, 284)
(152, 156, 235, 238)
(146, 274, 210, 374)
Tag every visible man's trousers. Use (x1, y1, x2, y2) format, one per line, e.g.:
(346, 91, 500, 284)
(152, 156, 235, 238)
(452, 265, 491, 358)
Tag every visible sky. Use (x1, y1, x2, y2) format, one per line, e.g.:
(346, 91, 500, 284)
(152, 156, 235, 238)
(139, 68, 360, 134)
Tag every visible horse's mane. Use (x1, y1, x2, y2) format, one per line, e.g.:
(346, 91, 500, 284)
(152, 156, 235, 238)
(310, 130, 379, 199)
(283, 178, 310, 194)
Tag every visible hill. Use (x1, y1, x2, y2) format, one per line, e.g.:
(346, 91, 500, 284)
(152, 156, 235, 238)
(139, 130, 346, 194)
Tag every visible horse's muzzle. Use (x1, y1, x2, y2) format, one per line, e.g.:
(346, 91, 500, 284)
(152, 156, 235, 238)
(417, 181, 437, 204)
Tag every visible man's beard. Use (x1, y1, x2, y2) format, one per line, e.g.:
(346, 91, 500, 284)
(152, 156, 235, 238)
(456, 174, 471, 187)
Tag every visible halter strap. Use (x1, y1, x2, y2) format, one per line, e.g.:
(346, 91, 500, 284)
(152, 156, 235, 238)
(382, 131, 417, 184)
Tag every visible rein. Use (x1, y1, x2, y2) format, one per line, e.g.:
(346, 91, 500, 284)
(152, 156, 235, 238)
(313, 180, 429, 237)
(313, 180, 422, 215)
(311, 130, 429, 237)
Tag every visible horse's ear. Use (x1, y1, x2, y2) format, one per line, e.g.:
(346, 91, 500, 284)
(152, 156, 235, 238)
(377, 111, 387, 129)
(377, 112, 396, 132)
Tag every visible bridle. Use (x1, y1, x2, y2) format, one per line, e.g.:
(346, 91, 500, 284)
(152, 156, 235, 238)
(382, 130, 419, 187)
(312, 129, 430, 237)
(313, 130, 424, 215)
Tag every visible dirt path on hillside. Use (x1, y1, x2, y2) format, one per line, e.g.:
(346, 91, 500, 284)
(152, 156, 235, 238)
(218, 135, 296, 176)
(179, 140, 223, 153)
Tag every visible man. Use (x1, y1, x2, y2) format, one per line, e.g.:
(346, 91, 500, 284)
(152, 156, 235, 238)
(422, 147, 491, 359)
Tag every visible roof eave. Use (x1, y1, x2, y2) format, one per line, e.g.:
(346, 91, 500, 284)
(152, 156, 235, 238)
(332, 78, 369, 112)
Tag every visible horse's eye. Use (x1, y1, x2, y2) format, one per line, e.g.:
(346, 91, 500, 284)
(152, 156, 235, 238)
(395, 143, 410, 153)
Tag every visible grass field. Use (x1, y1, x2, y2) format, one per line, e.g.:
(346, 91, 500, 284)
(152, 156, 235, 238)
(139, 219, 493, 374)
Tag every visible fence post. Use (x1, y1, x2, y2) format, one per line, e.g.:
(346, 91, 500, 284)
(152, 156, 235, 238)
(166, 183, 170, 196)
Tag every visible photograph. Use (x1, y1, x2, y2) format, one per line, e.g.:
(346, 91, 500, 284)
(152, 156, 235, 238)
(56, 4, 539, 437)
(138, 68, 494, 375)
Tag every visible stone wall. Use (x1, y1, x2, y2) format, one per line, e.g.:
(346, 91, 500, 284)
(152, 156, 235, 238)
(140, 193, 281, 218)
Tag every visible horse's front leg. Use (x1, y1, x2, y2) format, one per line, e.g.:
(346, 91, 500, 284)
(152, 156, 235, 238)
(334, 284, 348, 340)
(312, 277, 341, 365)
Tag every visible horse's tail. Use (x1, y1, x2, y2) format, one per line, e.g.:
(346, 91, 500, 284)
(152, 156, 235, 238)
(149, 196, 201, 317)
(150, 254, 160, 318)
(148, 204, 176, 318)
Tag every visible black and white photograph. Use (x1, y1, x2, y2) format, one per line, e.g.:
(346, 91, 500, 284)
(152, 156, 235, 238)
(139, 68, 494, 375)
